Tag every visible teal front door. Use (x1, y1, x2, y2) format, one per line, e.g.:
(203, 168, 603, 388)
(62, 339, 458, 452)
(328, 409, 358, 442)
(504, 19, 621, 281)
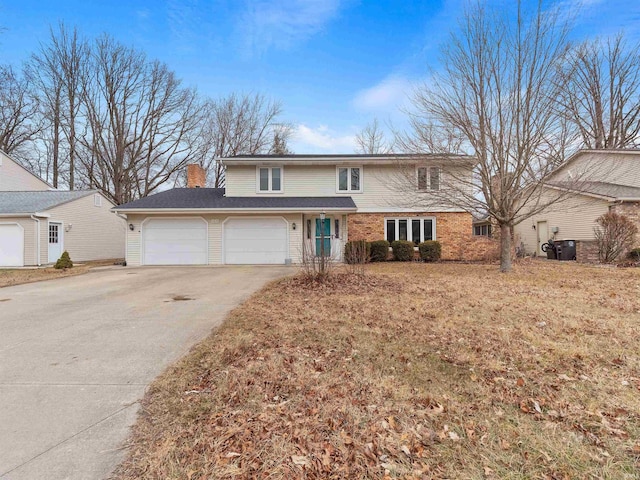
(315, 218, 331, 256)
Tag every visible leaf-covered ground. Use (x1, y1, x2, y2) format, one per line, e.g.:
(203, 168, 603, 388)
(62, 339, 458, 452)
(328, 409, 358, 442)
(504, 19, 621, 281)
(0, 259, 121, 288)
(114, 260, 640, 479)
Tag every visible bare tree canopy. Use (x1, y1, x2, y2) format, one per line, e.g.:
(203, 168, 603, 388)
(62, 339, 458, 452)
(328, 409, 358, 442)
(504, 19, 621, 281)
(79, 35, 204, 204)
(194, 93, 289, 187)
(27, 23, 89, 188)
(561, 34, 640, 149)
(402, 1, 577, 272)
(0, 65, 40, 159)
(355, 118, 393, 154)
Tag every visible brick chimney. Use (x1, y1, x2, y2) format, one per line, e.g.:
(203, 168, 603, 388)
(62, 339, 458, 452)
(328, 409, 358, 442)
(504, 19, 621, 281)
(186, 164, 206, 188)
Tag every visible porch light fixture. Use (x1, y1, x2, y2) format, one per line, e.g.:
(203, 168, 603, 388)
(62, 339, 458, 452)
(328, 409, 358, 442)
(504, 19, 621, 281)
(320, 211, 325, 221)
(292, 222, 297, 230)
(129, 223, 135, 231)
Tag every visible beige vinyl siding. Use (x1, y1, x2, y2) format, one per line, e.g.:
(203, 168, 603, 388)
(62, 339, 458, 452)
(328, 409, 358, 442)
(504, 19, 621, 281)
(225, 164, 466, 211)
(553, 152, 640, 188)
(45, 193, 125, 262)
(514, 189, 610, 255)
(125, 213, 303, 265)
(0, 217, 37, 266)
(0, 152, 50, 191)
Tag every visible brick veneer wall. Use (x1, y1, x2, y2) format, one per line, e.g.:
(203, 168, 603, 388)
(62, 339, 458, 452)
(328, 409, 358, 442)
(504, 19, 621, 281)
(611, 202, 640, 252)
(347, 212, 497, 261)
(576, 240, 599, 263)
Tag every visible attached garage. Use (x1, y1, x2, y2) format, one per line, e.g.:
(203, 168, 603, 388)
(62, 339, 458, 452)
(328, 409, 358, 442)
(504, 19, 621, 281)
(142, 218, 208, 265)
(0, 223, 24, 267)
(223, 217, 288, 265)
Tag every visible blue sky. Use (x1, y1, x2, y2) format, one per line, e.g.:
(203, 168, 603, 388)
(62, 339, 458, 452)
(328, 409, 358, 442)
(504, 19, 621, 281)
(1, 0, 639, 153)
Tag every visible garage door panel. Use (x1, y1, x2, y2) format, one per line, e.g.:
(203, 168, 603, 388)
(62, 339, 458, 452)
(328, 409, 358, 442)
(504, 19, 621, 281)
(224, 218, 287, 265)
(0, 224, 24, 267)
(143, 218, 207, 265)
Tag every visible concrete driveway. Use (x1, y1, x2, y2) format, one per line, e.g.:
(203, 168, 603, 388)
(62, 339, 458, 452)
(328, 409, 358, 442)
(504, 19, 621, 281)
(0, 266, 291, 480)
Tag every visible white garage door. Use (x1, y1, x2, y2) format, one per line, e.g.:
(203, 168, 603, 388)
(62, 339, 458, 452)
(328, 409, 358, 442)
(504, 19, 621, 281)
(0, 224, 24, 267)
(143, 218, 207, 265)
(224, 217, 288, 264)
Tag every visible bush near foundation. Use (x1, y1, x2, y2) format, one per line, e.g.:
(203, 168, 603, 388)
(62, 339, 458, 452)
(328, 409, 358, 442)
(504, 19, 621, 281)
(391, 240, 414, 262)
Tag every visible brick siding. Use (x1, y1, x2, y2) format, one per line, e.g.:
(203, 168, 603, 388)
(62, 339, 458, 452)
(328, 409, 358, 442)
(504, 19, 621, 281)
(576, 240, 599, 263)
(347, 212, 497, 261)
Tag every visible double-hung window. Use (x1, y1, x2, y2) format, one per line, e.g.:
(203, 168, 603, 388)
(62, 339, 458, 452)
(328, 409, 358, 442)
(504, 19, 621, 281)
(385, 217, 435, 245)
(337, 166, 362, 193)
(257, 166, 283, 193)
(417, 166, 441, 191)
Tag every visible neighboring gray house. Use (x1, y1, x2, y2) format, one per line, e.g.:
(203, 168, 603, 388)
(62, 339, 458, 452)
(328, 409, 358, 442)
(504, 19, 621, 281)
(0, 151, 125, 267)
(514, 150, 640, 259)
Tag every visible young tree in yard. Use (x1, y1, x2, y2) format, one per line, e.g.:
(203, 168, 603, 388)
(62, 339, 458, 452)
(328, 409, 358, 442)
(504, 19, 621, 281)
(560, 34, 640, 149)
(399, 1, 579, 272)
(594, 212, 638, 263)
(0, 65, 41, 159)
(80, 36, 203, 204)
(355, 118, 393, 154)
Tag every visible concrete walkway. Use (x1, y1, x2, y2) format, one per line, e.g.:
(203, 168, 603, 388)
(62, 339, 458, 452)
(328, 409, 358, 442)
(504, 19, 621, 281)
(0, 266, 291, 480)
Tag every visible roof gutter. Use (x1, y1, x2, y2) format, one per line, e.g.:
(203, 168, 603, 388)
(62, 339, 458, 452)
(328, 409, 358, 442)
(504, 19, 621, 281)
(0, 212, 51, 218)
(112, 207, 358, 214)
(30, 215, 42, 266)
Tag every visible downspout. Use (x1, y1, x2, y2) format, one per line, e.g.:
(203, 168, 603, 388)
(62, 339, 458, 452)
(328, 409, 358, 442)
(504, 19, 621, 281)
(30, 215, 41, 266)
(113, 211, 128, 265)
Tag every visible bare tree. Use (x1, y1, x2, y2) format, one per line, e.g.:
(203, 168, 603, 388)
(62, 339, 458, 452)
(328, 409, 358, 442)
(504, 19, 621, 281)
(355, 118, 393, 154)
(400, 1, 579, 272)
(28, 23, 89, 188)
(0, 65, 40, 159)
(269, 125, 293, 155)
(79, 36, 204, 204)
(193, 93, 287, 188)
(560, 34, 640, 149)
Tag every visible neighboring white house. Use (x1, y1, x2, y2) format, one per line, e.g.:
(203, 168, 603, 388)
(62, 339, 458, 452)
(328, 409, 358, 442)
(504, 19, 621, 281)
(113, 154, 493, 266)
(514, 150, 640, 258)
(0, 151, 125, 267)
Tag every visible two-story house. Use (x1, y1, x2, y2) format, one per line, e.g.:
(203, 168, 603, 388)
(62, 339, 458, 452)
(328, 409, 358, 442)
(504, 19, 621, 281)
(514, 149, 640, 260)
(0, 150, 125, 267)
(113, 154, 485, 266)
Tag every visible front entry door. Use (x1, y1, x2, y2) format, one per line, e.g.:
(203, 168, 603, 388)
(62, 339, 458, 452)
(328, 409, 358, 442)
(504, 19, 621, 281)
(48, 222, 63, 263)
(315, 218, 331, 257)
(536, 221, 549, 256)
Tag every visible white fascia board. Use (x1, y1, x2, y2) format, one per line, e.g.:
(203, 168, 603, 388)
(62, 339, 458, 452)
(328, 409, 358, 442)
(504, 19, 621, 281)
(111, 207, 358, 214)
(0, 212, 51, 218)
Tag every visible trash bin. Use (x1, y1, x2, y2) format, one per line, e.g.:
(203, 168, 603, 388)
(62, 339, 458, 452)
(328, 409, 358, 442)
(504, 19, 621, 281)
(543, 240, 556, 259)
(557, 240, 576, 261)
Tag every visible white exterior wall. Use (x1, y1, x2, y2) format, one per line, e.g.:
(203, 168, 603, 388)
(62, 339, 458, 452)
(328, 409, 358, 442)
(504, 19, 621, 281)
(225, 164, 466, 212)
(553, 151, 640, 188)
(514, 190, 610, 255)
(43, 193, 126, 263)
(0, 151, 50, 191)
(124, 213, 303, 267)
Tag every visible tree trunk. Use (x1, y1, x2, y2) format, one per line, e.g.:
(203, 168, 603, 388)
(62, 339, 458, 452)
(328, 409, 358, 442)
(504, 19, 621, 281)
(499, 223, 512, 273)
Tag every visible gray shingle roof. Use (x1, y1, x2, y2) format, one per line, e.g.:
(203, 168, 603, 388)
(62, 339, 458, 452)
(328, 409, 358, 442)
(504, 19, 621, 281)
(549, 181, 640, 200)
(0, 190, 96, 214)
(114, 188, 357, 210)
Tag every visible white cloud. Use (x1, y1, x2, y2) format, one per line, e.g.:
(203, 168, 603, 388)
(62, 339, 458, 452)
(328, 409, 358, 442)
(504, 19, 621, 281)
(352, 75, 412, 112)
(239, 0, 342, 56)
(291, 124, 357, 153)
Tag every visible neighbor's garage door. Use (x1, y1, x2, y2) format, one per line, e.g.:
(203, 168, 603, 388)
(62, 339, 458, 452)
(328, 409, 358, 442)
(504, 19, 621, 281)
(142, 218, 207, 265)
(224, 217, 287, 264)
(0, 224, 24, 267)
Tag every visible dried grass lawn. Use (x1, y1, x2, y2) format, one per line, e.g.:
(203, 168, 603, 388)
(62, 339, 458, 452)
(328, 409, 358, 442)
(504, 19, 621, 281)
(0, 259, 121, 288)
(115, 260, 640, 479)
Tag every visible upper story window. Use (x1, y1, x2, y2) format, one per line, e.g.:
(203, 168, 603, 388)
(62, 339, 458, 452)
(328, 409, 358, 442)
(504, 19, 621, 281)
(257, 166, 283, 193)
(337, 166, 362, 193)
(417, 166, 441, 191)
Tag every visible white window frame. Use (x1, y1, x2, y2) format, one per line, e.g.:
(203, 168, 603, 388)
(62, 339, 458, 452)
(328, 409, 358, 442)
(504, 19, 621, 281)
(384, 217, 436, 245)
(336, 166, 363, 193)
(416, 166, 441, 191)
(256, 166, 284, 193)
(94, 194, 102, 207)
